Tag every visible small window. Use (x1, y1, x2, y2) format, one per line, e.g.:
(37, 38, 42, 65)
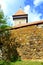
(19, 21, 21, 24)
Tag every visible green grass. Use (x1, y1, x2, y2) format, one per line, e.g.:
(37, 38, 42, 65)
(11, 60, 43, 65)
(0, 60, 43, 65)
(0, 60, 4, 64)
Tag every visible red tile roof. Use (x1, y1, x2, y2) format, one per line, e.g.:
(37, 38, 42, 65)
(14, 9, 26, 15)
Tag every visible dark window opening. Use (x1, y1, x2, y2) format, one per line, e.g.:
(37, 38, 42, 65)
(0, 43, 3, 49)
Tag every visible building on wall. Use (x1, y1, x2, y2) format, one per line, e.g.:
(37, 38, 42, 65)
(12, 9, 28, 26)
(12, 8, 43, 28)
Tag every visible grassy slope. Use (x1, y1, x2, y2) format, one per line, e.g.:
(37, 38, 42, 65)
(11, 61, 43, 65)
(0, 60, 43, 65)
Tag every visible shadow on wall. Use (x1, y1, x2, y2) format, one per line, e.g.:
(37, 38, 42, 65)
(0, 43, 3, 49)
(0, 43, 3, 60)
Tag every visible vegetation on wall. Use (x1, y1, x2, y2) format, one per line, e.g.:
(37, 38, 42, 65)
(0, 24, 43, 62)
(10, 26, 43, 60)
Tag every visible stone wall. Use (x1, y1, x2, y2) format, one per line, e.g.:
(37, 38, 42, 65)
(10, 25, 43, 60)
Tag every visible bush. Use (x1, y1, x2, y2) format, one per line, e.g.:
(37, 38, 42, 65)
(0, 60, 11, 65)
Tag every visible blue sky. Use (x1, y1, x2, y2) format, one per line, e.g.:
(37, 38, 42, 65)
(0, 0, 43, 25)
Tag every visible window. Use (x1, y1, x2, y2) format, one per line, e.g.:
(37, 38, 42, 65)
(19, 21, 21, 24)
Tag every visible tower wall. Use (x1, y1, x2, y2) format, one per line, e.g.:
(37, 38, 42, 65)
(14, 18, 26, 25)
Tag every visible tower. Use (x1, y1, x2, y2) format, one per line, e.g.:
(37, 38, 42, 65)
(12, 9, 28, 26)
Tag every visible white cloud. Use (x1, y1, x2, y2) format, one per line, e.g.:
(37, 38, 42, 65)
(34, 0, 43, 6)
(0, 0, 9, 15)
(0, 0, 25, 16)
(24, 5, 30, 13)
(24, 5, 42, 22)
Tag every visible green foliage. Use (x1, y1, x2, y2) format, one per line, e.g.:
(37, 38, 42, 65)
(0, 60, 11, 65)
(0, 10, 4, 19)
(0, 10, 6, 24)
(11, 61, 43, 65)
(0, 31, 20, 62)
(0, 25, 9, 29)
(0, 60, 43, 65)
(0, 7, 9, 30)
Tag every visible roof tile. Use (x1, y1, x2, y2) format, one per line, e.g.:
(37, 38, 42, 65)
(14, 9, 26, 15)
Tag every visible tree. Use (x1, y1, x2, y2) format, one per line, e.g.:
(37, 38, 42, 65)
(0, 6, 9, 30)
(0, 6, 10, 61)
